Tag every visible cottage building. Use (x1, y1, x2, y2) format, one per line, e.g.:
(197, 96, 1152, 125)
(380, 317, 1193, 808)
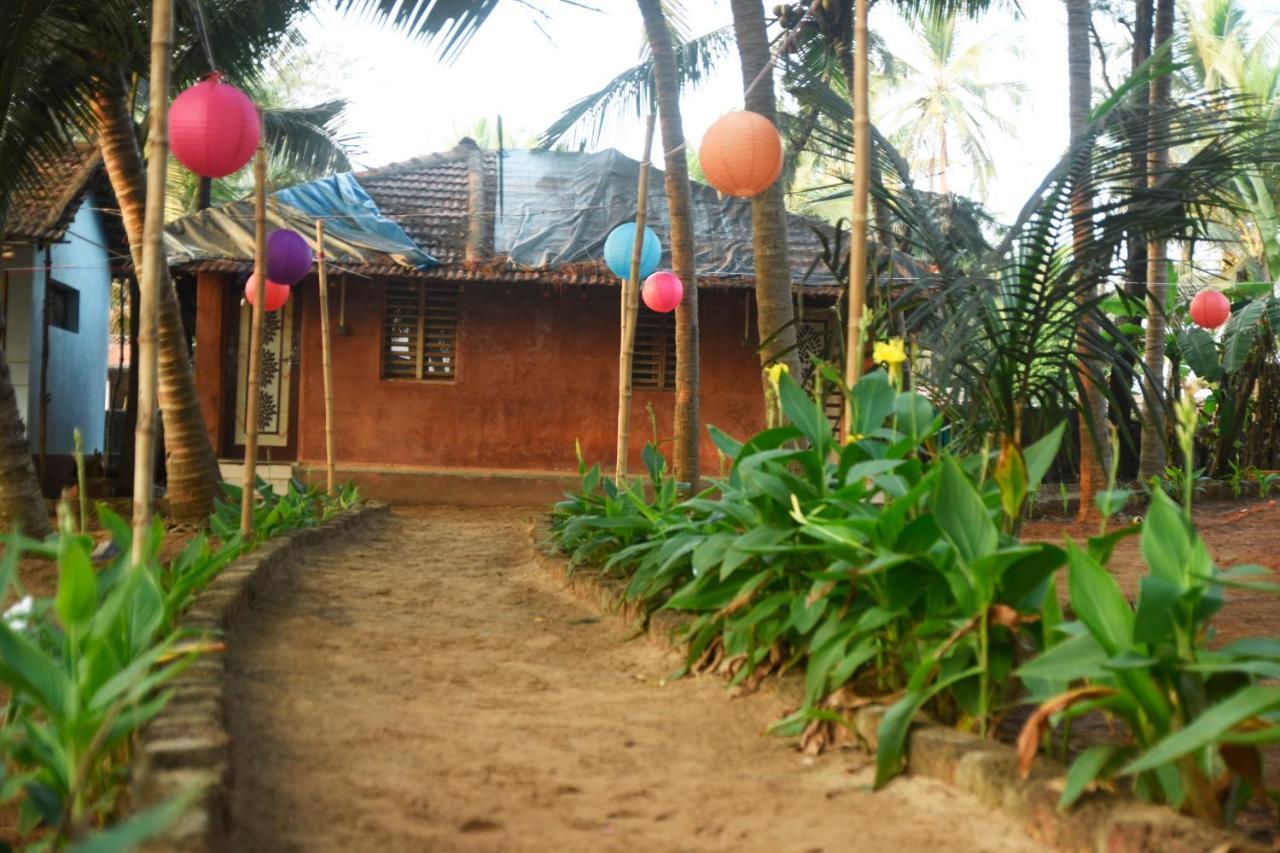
(2, 147, 123, 494)
(167, 141, 854, 503)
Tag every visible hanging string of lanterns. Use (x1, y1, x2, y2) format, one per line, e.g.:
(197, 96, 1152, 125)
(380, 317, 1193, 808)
(1190, 290, 1230, 329)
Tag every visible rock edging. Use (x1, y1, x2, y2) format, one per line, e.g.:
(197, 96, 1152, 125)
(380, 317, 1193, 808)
(130, 502, 391, 851)
(530, 519, 1260, 853)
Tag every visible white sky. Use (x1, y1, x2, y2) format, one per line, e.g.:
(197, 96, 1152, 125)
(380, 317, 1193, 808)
(295, 0, 1276, 223)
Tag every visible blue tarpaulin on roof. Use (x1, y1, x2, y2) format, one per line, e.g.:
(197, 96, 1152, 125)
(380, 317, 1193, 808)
(275, 173, 437, 269)
(163, 172, 437, 271)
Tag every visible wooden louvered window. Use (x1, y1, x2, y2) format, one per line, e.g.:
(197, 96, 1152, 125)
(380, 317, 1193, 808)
(382, 281, 459, 381)
(632, 310, 676, 390)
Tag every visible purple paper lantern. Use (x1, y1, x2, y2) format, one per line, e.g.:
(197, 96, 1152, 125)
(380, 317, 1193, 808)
(266, 229, 313, 285)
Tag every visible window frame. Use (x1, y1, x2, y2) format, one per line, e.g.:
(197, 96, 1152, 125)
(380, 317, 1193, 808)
(47, 279, 80, 334)
(380, 280, 460, 383)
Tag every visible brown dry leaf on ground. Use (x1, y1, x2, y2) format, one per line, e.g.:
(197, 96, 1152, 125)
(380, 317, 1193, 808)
(1016, 686, 1116, 778)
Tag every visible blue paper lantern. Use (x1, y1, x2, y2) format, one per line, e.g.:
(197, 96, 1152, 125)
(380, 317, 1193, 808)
(603, 223, 661, 280)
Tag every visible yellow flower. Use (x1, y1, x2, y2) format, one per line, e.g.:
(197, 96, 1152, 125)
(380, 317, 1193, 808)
(873, 338, 907, 367)
(766, 362, 789, 386)
(843, 432, 865, 445)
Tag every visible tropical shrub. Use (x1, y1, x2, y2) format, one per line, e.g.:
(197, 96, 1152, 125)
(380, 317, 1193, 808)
(0, 480, 359, 848)
(553, 370, 1280, 828)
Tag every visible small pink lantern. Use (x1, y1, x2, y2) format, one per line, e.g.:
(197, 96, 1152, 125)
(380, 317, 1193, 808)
(642, 270, 683, 313)
(169, 72, 260, 178)
(1190, 290, 1230, 329)
(267, 229, 313, 285)
(244, 275, 290, 313)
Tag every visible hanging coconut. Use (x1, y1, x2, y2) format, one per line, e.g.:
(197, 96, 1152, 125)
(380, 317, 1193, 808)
(1189, 290, 1230, 329)
(244, 275, 290, 313)
(169, 72, 260, 179)
(267, 229, 313, 285)
(604, 223, 661, 280)
(642, 270, 684, 313)
(698, 111, 784, 198)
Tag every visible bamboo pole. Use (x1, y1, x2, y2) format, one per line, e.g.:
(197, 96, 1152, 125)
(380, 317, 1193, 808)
(615, 113, 658, 484)
(843, 0, 871, 438)
(315, 219, 336, 496)
(132, 0, 173, 567)
(240, 143, 268, 538)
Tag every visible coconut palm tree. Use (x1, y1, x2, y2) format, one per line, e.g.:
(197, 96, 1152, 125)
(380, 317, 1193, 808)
(729, 0, 802, 383)
(636, 0, 701, 489)
(878, 12, 1025, 200)
(1138, 0, 1176, 479)
(1067, 0, 1111, 518)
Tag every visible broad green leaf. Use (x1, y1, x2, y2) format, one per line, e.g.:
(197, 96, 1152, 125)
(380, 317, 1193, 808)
(55, 536, 98, 635)
(0, 623, 72, 717)
(1023, 422, 1066, 496)
(1066, 542, 1133, 656)
(69, 785, 205, 853)
(1060, 745, 1122, 810)
(1132, 575, 1180, 644)
(778, 373, 830, 452)
(1017, 630, 1109, 682)
(993, 442, 1028, 523)
(1223, 299, 1266, 374)
(851, 371, 896, 436)
(1123, 685, 1280, 775)
(1140, 490, 1194, 588)
(934, 456, 997, 567)
(1176, 328, 1221, 381)
(874, 666, 982, 788)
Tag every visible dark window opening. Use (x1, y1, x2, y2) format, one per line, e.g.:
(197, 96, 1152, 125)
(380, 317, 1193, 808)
(48, 280, 79, 333)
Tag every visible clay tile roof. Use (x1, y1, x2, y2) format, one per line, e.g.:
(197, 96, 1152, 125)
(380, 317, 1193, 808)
(4, 145, 103, 244)
(356, 140, 496, 265)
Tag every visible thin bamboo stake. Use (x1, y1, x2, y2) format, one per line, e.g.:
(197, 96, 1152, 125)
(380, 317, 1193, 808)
(315, 219, 337, 496)
(132, 0, 173, 567)
(240, 144, 268, 538)
(615, 113, 658, 484)
(843, 0, 871, 439)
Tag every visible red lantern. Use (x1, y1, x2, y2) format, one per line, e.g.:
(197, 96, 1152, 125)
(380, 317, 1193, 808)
(642, 270, 683, 313)
(698, 111, 784, 198)
(1190, 290, 1230, 329)
(169, 72, 260, 178)
(244, 275, 290, 312)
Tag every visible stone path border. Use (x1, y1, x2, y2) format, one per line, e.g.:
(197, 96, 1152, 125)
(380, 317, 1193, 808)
(531, 519, 1261, 853)
(130, 502, 391, 852)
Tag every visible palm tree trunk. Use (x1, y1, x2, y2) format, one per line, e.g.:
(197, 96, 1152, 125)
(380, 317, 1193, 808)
(92, 71, 221, 522)
(637, 0, 700, 489)
(0, 339, 51, 537)
(1067, 0, 1110, 519)
(1138, 0, 1175, 479)
(729, 0, 800, 385)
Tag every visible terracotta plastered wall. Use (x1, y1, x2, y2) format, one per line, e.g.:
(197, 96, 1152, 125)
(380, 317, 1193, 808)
(287, 277, 774, 474)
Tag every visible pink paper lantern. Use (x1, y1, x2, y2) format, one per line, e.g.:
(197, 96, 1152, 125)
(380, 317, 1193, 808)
(267, 229, 313, 285)
(244, 275, 290, 313)
(169, 72, 260, 178)
(642, 270, 684, 314)
(1189, 290, 1230, 330)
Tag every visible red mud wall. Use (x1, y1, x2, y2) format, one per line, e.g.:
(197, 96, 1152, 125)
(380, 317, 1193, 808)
(286, 277, 770, 475)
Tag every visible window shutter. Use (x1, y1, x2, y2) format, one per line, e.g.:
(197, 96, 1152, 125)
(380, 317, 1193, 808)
(632, 310, 676, 390)
(382, 281, 459, 381)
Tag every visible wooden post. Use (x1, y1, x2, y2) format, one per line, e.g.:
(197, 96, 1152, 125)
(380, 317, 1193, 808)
(240, 143, 268, 538)
(615, 113, 657, 484)
(132, 0, 173, 566)
(843, 0, 871, 438)
(315, 219, 336, 496)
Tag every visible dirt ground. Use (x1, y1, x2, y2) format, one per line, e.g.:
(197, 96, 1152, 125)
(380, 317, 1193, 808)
(224, 507, 1046, 852)
(1025, 498, 1280, 645)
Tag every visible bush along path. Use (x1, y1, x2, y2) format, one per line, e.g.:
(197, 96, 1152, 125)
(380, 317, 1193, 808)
(552, 369, 1280, 846)
(0, 479, 359, 849)
(223, 506, 1044, 851)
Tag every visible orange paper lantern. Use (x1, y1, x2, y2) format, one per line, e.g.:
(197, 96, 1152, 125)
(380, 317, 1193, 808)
(1189, 290, 1230, 329)
(698, 111, 784, 198)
